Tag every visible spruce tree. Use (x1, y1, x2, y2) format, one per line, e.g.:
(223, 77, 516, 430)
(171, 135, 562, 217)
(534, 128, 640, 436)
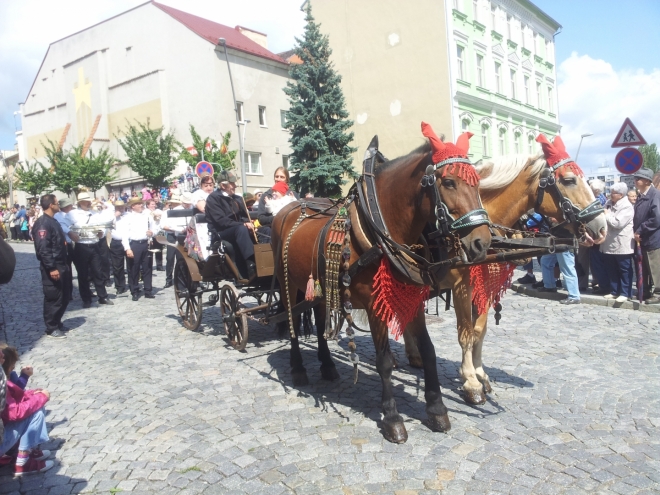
(284, 5, 357, 197)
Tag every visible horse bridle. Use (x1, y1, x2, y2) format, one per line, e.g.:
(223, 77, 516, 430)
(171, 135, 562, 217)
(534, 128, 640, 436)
(420, 157, 490, 239)
(534, 158, 604, 230)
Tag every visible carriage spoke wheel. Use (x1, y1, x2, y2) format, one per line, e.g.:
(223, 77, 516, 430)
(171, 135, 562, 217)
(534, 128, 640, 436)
(220, 285, 248, 350)
(174, 261, 202, 331)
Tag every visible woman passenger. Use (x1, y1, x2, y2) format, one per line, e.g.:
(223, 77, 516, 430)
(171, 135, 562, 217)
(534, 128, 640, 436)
(601, 182, 634, 302)
(256, 167, 296, 243)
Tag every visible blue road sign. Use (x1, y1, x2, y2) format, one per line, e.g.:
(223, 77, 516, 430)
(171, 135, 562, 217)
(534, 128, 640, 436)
(614, 147, 643, 175)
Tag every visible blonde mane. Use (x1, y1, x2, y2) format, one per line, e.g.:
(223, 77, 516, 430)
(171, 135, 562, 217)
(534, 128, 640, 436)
(476, 153, 546, 191)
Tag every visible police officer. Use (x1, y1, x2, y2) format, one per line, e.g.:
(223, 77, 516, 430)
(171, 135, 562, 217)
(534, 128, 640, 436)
(33, 194, 71, 338)
(206, 170, 256, 280)
(109, 200, 128, 294)
(122, 197, 155, 301)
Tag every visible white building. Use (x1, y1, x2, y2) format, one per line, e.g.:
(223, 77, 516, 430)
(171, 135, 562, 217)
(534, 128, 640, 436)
(19, 1, 293, 197)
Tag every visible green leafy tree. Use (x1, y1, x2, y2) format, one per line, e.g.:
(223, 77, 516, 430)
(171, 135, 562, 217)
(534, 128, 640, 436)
(639, 143, 659, 173)
(179, 125, 237, 175)
(116, 120, 182, 187)
(42, 137, 80, 195)
(14, 161, 52, 198)
(283, 5, 357, 197)
(0, 177, 9, 203)
(76, 148, 118, 194)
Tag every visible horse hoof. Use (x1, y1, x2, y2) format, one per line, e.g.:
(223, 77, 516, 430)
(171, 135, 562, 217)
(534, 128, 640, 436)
(407, 356, 424, 369)
(482, 380, 492, 394)
(320, 365, 340, 381)
(427, 413, 451, 433)
(463, 387, 487, 405)
(292, 371, 309, 387)
(381, 421, 408, 444)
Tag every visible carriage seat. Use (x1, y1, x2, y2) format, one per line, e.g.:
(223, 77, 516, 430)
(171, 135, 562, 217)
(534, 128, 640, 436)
(194, 213, 207, 223)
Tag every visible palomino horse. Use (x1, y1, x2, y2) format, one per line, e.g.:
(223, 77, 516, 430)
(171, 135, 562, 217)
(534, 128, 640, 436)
(271, 129, 492, 443)
(403, 135, 608, 404)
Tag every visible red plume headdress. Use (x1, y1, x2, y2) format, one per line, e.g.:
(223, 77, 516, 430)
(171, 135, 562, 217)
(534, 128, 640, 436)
(421, 122, 479, 187)
(536, 134, 584, 178)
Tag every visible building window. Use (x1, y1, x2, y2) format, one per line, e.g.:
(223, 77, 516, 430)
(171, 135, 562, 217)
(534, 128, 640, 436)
(258, 106, 267, 126)
(510, 69, 517, 100)
(476, 54, 484, 87)
(481, 125, 489, 156)
(453, 0, 461, 11)
(494, 62, 501, 93)
(528, 135, 534, 154)
(245, 152, 262, 174)
(491, 5, 497, 31)
(507, 15, 512, 39)
(237, 101, 244, 122)
(457, 45, 465, 80)
(473, 0, 479, 21)
(280, 110, 287, 128)
(282, 155, 290, 169)
(537, 34, 544, 56)
(514, 133, 521, 154)
(521, 24, 527, 49)
(524, 76, 530, 104)
(536, 81, 542, 109)
(462, 119, 470, 131)
(547, 87, 554, 113)
(499, 128, 506, 156)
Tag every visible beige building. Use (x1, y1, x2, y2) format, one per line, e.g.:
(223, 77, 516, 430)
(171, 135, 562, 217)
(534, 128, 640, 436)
(309, 0, 560, 164)
(19, 1, 293, 197)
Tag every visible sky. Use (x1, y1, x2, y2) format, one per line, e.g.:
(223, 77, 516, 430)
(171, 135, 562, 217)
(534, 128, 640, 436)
(1, 0, 659, 176)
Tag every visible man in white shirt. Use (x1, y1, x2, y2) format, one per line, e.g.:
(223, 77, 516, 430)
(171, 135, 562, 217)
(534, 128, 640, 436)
(110, 200, 128, 294)
(144, 199, 164, 271)
(122, 197, 155, 301)
(161, 193, 193, 288)
(67, 192, 115, 308)
(54, 197, 76, 300)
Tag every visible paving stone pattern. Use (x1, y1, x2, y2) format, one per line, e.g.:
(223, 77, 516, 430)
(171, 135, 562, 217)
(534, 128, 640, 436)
(0, 243, 659, 494)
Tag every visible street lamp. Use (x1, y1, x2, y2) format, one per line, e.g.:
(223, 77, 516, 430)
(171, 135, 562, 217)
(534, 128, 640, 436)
(240, 120, 251, 170)
(575, 132, 593, 162)
(218, 38, 248, 194)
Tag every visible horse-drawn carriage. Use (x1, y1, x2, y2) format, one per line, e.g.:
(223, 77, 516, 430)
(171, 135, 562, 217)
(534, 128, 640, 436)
(160, 125, 606, 443)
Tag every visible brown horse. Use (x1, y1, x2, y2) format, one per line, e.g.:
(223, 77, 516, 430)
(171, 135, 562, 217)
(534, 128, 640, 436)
(403, 142, 608, 404)
(271, 133, 492, 443)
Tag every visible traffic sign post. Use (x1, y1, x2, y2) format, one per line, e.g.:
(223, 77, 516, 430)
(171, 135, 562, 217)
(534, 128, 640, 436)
(195, 161, 214, 177)
(614, 147, 643, 175)
(612, 118, 647, 148)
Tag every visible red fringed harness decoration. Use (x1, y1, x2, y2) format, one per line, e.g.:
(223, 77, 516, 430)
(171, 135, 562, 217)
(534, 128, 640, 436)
(470, 262, 516, 315)
(441, 162, 480, 187)
(536, 134, 585, 179)
(372, 257, 430, 340)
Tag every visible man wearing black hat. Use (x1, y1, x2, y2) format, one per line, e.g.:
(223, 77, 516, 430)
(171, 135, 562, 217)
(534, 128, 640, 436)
(205, 170, 256, 280)
(632, 167, 660, 304)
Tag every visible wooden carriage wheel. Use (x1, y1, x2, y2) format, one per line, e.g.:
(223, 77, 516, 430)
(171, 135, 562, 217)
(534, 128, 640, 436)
(220, 284, 248, 350)
(174, 260, 203, 331)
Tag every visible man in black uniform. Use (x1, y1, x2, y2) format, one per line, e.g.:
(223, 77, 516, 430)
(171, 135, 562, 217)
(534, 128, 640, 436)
(205, 170, 256, 280)
(33, 194, 71, 339)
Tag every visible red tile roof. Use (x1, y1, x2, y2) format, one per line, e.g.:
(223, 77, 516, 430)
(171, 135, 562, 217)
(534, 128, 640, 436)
(152, 2, 286, 65)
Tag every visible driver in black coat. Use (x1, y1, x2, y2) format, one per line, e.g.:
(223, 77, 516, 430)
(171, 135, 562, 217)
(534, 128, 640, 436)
(205, 170, 256, 280)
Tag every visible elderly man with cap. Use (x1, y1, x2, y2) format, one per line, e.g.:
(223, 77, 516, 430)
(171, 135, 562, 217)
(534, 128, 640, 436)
(161, 192, 193, 288)
(32, 194, 71, 338)
(121, 197, 156, 301)
(67, 191, 114, 308)
(109, 200, 128, 294)
(205, 170, 256, 280)
(632, 167, 660, 304)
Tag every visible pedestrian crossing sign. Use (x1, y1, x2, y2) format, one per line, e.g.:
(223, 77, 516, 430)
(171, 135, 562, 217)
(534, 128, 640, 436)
(611, 118, 647, 148)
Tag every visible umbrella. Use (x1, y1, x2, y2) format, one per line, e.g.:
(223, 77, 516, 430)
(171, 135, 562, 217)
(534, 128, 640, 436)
(635, 240, 644, 303)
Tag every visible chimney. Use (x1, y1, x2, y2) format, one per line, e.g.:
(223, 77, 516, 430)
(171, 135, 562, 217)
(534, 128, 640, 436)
(236, 26, 268, 49)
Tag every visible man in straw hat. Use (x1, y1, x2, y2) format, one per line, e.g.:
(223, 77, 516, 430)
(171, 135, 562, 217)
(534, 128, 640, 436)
(206, 170, 256, 280)
(632, 167, 660, 304)
(121, 197, 156, 301)
(161, 192, 193, 288)
(67, 191, 115, 308)
(109, 200, 128, 294)
(54, 197, 76, 300)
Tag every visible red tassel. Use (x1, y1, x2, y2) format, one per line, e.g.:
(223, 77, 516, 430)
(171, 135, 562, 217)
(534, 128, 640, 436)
(305, 274, 315, 301)
(470, 262, 516, 315)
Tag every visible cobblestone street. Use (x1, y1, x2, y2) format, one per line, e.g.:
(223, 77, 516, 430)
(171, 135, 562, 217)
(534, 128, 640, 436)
(1, 242, 659, 495)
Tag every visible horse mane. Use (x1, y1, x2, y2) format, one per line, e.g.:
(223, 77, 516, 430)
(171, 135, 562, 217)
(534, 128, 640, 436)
(476, 152, 546, 190)
(375, 141, 431, 176)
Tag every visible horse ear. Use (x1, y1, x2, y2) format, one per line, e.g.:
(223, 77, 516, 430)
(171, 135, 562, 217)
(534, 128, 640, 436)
(535, 133, 551, 146)
(421, 121, 445, 153)
(455, 132, 474, 154)
(551, 135, 568, 154)
(367, 135, 379, 151)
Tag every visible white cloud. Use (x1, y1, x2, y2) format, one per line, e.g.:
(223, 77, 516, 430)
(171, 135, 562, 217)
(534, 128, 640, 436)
(557, 53, 660, 175)
(0, 0, 305, 149)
